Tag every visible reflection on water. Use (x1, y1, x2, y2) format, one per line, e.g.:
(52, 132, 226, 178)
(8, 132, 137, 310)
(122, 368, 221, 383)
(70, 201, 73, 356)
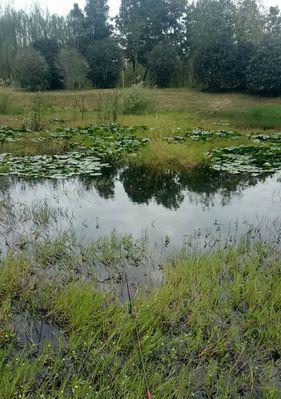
(0, 166, 280, 247)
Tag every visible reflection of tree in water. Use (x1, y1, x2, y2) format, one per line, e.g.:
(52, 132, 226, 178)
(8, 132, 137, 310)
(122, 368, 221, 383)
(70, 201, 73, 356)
(120, 165, 269, 210)
(0, 166, 272, 211)
(0, 176, 12, 195)
(80, 166, 118, 200)
(120, 166, 184, 210)
(177, 168, 268, 208)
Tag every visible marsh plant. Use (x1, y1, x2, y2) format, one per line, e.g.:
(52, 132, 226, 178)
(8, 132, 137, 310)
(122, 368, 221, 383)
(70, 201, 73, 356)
(122, 86, 155, 115)
(96, 90, 121, 122)
(22, 92, 47, 131)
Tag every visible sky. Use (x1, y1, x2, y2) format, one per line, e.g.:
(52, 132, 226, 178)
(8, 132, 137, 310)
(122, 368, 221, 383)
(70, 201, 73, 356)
(3, 0, 280, 17)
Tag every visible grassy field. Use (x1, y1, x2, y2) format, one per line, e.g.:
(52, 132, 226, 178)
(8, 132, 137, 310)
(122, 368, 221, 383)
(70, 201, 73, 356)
(1, 87, 281, 169)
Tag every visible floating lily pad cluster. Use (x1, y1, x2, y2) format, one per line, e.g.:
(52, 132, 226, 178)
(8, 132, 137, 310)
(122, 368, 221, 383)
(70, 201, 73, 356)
(210, 145, 281, 175)
(0, 124, 149, 179)
(165, 128, 241, 143)
(250, 133, 281, 144)
(0, 126, 23, 144)
(0, 151, 107, 179)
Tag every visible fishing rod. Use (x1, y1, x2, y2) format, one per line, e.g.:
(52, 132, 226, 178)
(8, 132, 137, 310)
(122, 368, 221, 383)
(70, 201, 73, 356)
(124, 272, 152, 399)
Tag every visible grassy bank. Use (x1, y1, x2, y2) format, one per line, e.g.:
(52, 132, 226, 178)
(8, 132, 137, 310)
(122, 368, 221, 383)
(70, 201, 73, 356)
(0, 235, 280, 398)
(0, 88, 281, 170)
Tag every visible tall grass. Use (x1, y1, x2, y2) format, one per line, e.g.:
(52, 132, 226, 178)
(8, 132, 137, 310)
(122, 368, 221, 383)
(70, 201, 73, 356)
(0, 239, 280, 398)
(0, 93, 22, 115)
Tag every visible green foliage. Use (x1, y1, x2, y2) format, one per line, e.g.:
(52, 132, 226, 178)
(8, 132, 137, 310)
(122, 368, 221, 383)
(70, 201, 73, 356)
(149, 42, 181, 87)
(0, 94, 22, 115)
(15, 47, 50, 91)
(166, 128, 241, 143)
(32, 38, 63, 90)
(117, 0, 187, 81)
(210, 145, 281, 174)
(85, 0, 111, 40)
(0, 124, 148, 177)
(193, 39, 240, 91)
(57, 48, 90, 90)
(246, 37, 281, 96)
(87, 39, 123, 88)
(122, 86, 155, 115)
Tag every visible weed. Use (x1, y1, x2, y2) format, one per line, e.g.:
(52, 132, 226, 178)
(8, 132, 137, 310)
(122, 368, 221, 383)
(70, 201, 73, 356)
(122, 86, 155, 115)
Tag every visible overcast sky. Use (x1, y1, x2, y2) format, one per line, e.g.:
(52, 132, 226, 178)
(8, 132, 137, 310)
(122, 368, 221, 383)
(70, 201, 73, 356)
(3, 0, 280, 17)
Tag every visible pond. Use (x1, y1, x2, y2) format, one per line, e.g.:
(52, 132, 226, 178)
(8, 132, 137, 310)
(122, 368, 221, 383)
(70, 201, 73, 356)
(1, 165, 281, 251)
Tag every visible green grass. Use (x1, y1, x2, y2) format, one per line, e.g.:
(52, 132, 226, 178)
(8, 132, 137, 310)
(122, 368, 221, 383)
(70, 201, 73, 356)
(0, 237, 280, 398)
(213, 104, 281, 129)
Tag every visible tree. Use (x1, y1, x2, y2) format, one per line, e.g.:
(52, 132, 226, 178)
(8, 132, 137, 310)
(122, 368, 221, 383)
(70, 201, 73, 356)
(67, 3, 90, 55)
(15, 47, 50, 91)
(246, 37, 281, 95)
(85, 0, 110, 40)
(266, 6, 281, 37)
(57, 48, 89, 90)
(149, 42, 181, 87)
(193, 39, 239, 91)
(118, 0, 187, 82)
(32, 38, 62, 89)
(87, 39, 122, 88)
(189, 0, 237, 52)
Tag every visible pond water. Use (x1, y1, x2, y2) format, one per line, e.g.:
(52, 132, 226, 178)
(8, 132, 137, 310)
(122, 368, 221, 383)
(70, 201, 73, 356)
(1, 165, 281, 250)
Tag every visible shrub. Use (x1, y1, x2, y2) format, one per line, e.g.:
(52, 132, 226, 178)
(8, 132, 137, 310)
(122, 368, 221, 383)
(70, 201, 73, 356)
(122, 86, 154, 115)
(246, 37, 281, 96)
(15, 47, 50, 91)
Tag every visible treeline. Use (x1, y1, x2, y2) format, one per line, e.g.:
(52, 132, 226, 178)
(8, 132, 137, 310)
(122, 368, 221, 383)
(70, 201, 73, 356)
(0, 0, 280, 95)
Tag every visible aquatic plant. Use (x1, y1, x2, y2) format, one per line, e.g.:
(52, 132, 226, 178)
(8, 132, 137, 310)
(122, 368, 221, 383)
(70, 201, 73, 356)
(0, 124, 149, 178)
(0, 126, 24, 144)
(165, 128, 241, 143)
(210, 145, 281, 175)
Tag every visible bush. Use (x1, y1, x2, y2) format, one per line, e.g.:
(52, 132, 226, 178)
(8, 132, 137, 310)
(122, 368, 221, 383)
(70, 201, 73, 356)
(87, 39, 123, 88)
(122, 86, 154, 115)
(15, 47, 50, 91)
(193, 40, 239, 91)
(246, 38, 281, 96)
(149, 42, 180, 87)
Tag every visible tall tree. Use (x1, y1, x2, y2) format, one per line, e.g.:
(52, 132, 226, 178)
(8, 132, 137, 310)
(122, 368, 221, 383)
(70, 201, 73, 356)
(32, 38, 62, 89)
(67, 3, 89, 55)
(118, 0, 187, 82)
(85, 0, 110, 40)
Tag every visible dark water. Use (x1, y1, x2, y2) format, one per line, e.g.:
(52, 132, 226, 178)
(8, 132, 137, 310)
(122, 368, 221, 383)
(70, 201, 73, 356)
(1, 165, 281, 248)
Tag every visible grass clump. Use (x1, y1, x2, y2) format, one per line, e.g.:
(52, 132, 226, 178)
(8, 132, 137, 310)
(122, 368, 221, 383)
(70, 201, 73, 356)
(0, 94, 22, 115)
(122, 86, 155, 115)
(0, 239, 280, 398)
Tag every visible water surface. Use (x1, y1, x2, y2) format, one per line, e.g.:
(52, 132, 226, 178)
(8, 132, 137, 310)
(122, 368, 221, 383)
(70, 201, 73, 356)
(2, 166, 281, 249)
